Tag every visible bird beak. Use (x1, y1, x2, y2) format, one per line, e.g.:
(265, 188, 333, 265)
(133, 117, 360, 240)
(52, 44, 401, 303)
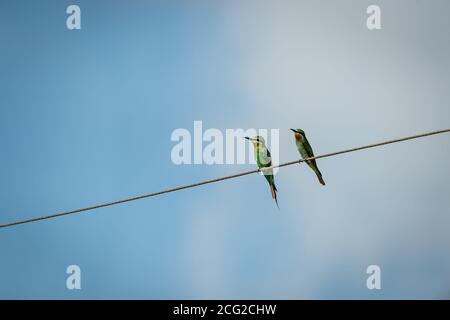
(244, 136, 251, 140)
(290, 128, 297, 133)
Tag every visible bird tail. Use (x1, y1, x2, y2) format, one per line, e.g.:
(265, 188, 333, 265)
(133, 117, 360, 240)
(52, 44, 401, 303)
(315, 169, 326, 186)
(307, 160, 326, 186)
(270, 182, 279, 208)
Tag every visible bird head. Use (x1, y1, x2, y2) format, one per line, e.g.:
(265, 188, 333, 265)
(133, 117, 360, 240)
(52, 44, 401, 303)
(244, 135, 266, 147)
(290, 128, 305, 139)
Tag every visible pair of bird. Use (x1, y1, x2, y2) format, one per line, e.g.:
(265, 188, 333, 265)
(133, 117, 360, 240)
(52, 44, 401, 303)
(245, 129, 325, 207)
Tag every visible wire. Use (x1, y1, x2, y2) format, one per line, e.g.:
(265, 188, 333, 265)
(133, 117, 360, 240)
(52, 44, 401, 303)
(1, 128, 449, 229)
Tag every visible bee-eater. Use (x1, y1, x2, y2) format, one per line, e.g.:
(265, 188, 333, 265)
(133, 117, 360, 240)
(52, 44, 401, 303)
(290, 129, 326, 186)
(245, 136, 279, 207)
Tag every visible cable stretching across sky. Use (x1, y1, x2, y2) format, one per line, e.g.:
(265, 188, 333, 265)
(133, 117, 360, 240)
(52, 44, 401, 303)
(0, 128, 449, 229)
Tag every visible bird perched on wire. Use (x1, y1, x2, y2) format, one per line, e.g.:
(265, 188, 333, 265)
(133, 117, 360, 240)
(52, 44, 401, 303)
(245, 136, 279, 207)
(290, 128, 326, 186)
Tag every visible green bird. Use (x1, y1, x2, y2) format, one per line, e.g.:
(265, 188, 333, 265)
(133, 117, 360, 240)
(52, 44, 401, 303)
(245, 136, 279, 207)
(290, 128, 326, 186)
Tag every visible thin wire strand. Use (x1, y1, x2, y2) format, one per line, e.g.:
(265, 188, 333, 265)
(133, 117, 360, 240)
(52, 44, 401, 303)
(1, 128, 449, 229)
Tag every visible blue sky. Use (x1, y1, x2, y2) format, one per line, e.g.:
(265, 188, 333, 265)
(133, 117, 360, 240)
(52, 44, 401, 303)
(0, 0, 450, 299)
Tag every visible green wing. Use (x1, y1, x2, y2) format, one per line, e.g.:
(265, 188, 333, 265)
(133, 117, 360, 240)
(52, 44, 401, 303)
(303, 137, 315, 158)
(256, 146, 279, 206)
(303, 137, 322, 176)
(256, 147, 272, 169)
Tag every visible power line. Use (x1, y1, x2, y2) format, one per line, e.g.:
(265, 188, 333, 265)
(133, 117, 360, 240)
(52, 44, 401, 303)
(1, 128, 449, 229)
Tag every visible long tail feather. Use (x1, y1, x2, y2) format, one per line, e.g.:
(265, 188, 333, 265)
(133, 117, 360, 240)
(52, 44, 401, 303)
(315, 169, 326, 186)
(307, 160, 326, 186)
(270, 183, 279, 208)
